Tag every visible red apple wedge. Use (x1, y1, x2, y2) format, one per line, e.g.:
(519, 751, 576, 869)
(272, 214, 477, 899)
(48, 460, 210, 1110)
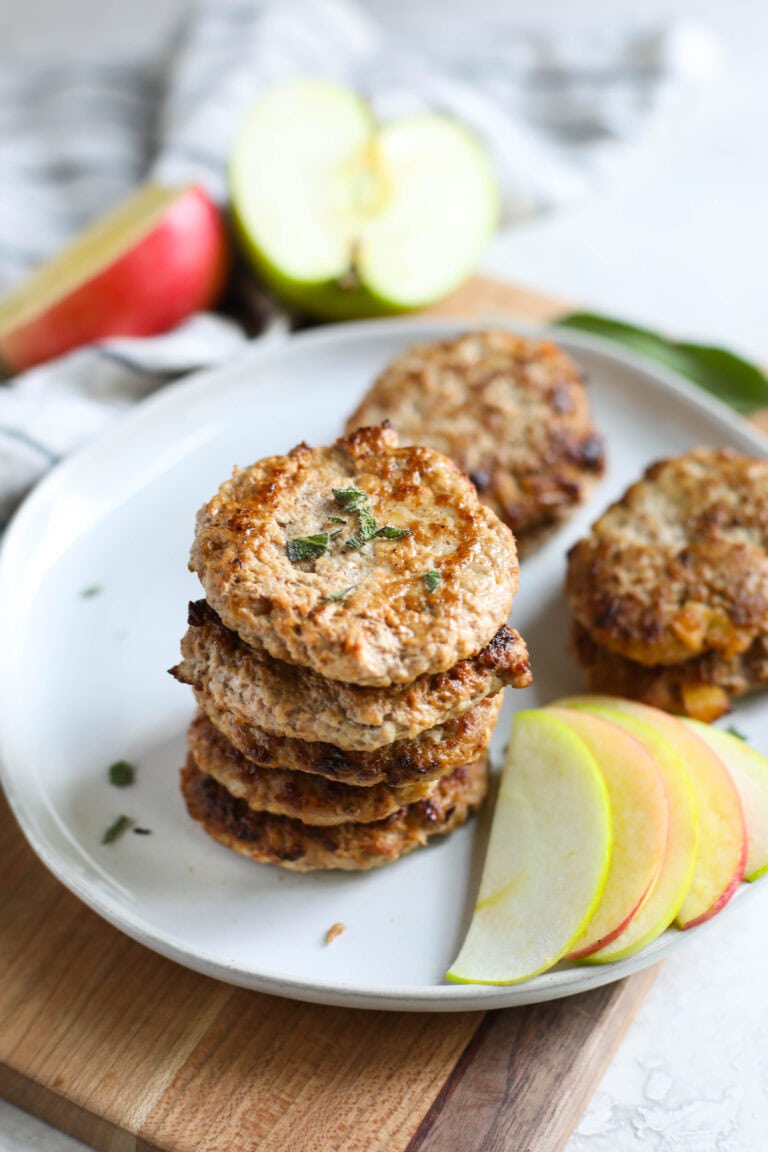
(684, 720, 768, 881)
(568, 697, 746, 930)
(547, 709, 669, 959)
(558, 700, 698, 963)
(0, 183, 229, 372)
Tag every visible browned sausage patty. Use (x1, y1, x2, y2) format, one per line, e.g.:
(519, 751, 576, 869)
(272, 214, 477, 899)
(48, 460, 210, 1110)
(346, 331, 604, 552)
(187, 711, 437, 825)
(180, 754, 488, 872)
(571, 619, 768, 721)
(190, 424, 518, 686)
(567, 449, 768, 668)
(192, 685, 502, 787)
(172, 600, 531, 752)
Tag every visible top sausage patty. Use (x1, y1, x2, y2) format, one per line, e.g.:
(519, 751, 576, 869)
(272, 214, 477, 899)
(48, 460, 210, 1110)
(345, 331, 605, 552)
(190, 424, 518, 686)
(567, 448, 768, 668)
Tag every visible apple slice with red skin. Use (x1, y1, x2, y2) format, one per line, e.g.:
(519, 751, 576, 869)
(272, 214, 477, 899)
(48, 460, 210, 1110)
(0, 183, 229, 373)
(563, 697, 746, 930)
(547, 708, 669, 959)
(557, 700, 698, 963)
(684, 720, 768, 882)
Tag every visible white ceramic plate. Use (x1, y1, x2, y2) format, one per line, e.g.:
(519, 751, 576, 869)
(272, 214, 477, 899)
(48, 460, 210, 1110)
(1, 318, 766, 1012)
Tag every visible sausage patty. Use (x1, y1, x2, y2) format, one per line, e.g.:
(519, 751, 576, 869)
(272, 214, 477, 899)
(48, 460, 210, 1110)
(180, 754, 488, 872)
(346, 331, 604, 553)
(187, 711, 436, 825)
(571, 619, 768, 721)
(192, 685, 502, 787)
(190, 424, 519, 686)
(171, 600, 531, 752)
(567, 449, 768, 668)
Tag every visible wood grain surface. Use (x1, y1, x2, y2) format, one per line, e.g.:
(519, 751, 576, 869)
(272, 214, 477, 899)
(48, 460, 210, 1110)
(0, 276, 661, 1152)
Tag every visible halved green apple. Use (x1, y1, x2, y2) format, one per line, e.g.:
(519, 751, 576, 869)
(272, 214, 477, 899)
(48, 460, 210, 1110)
(447, 711, 612, 985)
(229, 80, 499, 320)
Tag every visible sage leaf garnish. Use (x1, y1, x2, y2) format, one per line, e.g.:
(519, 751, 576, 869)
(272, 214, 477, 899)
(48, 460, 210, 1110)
(424, 569, 441, 593)
(327, 516, 347, 525)
(286, 533, 331, 562)
(358, 505, 378, 537)
(346, 503, 379, 550)
(324, 585, 355, 603)
(81, 585, 102, 598)
(726, 725, 747, 741)
(332, 486, 411, 550)
(558, 311, 768, 415)
(102, 815, 132, 845)
(332, 488, 368, 512)
(108, 760, 135, 787)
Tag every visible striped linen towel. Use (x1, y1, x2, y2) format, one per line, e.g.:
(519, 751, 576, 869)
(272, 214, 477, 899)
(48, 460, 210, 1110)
(0, 0, 720, 526)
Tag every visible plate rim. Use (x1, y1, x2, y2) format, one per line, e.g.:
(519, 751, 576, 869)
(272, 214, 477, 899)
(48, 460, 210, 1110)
(1, 314, 766, 1012)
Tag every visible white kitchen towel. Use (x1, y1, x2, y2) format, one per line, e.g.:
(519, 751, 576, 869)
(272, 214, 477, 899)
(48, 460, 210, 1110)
(0, 0, 720, 525)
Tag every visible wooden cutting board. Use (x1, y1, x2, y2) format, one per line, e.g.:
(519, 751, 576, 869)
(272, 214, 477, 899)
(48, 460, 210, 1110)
(0, 276, 660, 1152)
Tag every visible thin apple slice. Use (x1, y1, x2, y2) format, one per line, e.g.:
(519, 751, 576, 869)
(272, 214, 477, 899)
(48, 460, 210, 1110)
(230, 79, 498, 320)
(447, 711, 612, 985)
(547, 709, 668, 959)
(557, 700, 698, 962)
(684, 720, 768, 881)
(569, 697, 746, 929)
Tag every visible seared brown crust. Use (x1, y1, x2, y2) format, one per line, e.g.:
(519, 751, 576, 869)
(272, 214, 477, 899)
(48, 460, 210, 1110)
(172, 601, 531, 751)
(346, 332, 605, 552)
(188, 711, 436, 825)
(571, 620, 768, 721)
(193, 686, 502, 787)
(180, 753, 488, 872)
(567, 449, 768, 667)
(190, 424, 518, 686)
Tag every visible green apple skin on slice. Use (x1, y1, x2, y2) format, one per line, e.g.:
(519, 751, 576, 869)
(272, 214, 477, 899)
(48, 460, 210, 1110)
(546, 709, 669, 960)
(446, 711, 612, 986)
(564, 697, 746, 930)
(557, 701, 698, 963)
(684, 720, 768, 881)
(230, 80, 499, 320)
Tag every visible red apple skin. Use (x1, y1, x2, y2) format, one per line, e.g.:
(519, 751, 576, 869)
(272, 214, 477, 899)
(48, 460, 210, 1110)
(0, 185, 230, 372)
(566, 872, 658, 960)
(677, 850, 746, 930)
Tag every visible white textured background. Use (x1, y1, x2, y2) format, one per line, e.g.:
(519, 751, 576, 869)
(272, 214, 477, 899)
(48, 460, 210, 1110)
(2, 2, 768, 1150)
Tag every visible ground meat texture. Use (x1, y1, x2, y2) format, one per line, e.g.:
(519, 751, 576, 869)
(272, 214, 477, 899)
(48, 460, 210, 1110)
(190, 423, 519, 686)
(346, 331, 605, 554)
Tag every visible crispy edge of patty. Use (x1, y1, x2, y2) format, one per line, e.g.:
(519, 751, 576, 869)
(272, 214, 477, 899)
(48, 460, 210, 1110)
(180, 753, 488, 872)
(566, 448, 768, 668)
(570, 619, 768, 721)
(193, 686, 502, 787)
(345, 332, 605, 547)
(190, 423, 519, 687)
(188, 711, 439, 825)
(171, 600, 531, 751)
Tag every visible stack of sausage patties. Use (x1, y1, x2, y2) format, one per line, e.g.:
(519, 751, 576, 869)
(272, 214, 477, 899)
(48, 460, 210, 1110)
(171, 425, 531, 872)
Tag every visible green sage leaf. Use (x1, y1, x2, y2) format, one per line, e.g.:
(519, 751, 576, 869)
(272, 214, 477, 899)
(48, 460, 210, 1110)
(558, 311, 768, 415)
